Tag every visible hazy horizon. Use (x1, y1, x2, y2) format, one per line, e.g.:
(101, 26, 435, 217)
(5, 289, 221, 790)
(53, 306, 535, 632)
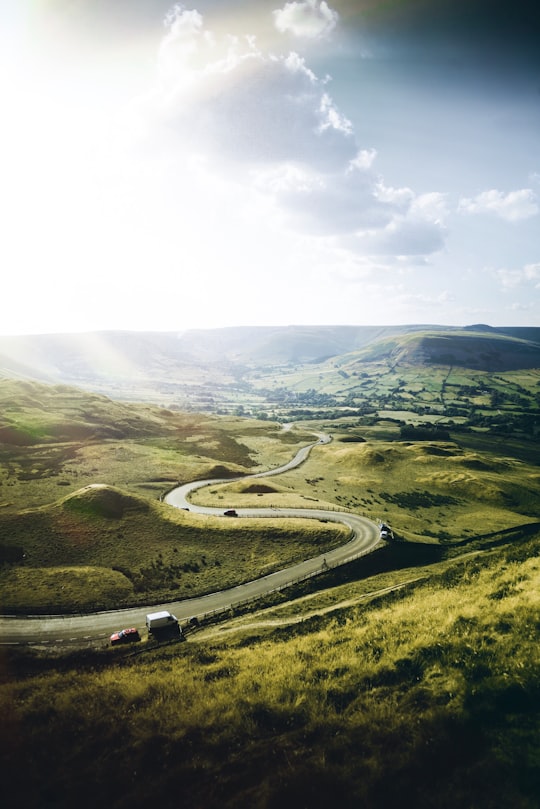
(1, 321, 539, 342)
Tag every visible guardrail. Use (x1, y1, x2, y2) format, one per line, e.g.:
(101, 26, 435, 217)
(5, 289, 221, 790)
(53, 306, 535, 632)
(0, 534, 382, 622)
(186, 538, 385, 628)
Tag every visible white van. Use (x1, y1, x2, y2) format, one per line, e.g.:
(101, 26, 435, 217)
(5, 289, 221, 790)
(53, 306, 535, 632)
(146, 610, 180, 634)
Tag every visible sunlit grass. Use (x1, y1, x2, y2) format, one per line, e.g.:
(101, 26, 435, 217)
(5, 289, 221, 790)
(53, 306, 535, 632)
(0, 486, 348, 611)
(0, 379, 314, 511)
(2, 534, 540, 807)
(191, 438, 540, 544)
(0, 566, 134, 612)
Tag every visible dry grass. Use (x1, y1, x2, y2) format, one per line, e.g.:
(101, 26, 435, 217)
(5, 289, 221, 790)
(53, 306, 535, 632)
(188, 438, 540, 544)
(2, 533, 540, 808)
(0, 484, 348, 612)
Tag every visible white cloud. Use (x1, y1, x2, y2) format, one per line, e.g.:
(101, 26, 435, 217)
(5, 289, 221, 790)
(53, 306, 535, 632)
(158, 6, 216, 86)
(352, 217, 446, 257)
(126, 6, 449, 269)
(375, 182, 414, 208)
(267, 162, 394, 234)
(410, 192, 449, 224)
(273, 1, 339, 39)
(458, 188, 539, 221)
(341, 188, 448, 256)
(349, 148, 377, 170)
(154, 12, 356, 172)
(496, 262, 540, 289)
(395, 289, 454, 308)
(524, 262, 540, 282)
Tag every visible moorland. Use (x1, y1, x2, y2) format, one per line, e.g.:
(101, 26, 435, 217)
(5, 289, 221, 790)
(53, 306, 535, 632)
(1, 324, 540, 808)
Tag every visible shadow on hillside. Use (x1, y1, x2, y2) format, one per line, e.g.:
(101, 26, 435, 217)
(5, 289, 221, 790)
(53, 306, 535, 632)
(299, 543, 445, 595)
(448, 522, 540, 553)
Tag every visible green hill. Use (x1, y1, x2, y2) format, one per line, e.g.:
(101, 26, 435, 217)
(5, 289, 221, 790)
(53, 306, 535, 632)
(1, 325, 538, 394)
(0, 481, 347, 613)
(61, 484, 151, 519)
(2, 530, 540, 808)
(375, 330, 540, 371)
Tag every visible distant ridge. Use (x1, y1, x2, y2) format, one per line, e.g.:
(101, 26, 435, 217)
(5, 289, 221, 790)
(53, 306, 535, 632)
(360, 330, 540, 371)
(0, 325, 538, 392)
(463, 323, 540, 346)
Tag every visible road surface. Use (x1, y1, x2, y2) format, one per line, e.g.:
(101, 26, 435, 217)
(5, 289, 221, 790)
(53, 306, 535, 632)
(0, 433, 381, 647)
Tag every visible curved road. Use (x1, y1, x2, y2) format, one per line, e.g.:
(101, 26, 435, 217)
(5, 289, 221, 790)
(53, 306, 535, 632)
(0, 434, 381, 647)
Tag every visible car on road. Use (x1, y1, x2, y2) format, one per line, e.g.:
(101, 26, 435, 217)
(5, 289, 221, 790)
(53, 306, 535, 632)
(110, 627, 141, 645)
(223, 509, 238, 517)
(379, 523, 394, 540)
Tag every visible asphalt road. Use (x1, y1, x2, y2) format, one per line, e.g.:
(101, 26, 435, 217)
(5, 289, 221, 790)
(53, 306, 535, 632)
(0, 433, 381, 647)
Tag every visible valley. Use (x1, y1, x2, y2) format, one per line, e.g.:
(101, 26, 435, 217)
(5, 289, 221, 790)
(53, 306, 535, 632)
(1, 323, 539, 808)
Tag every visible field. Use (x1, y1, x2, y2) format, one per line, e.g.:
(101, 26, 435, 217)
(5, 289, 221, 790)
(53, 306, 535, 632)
(2, 534, 540, 808)
(1, 361, 540, 807)
(0, 380, 347, 611)
(191, 437, 540, 545)
(246, 342, 540, 441)
(0, 378, 316, 510)
(0, 490, 348, 612)
(1, 375, 539, 613)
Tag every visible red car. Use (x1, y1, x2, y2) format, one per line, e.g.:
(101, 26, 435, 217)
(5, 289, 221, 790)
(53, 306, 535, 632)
(110, 627, 141, 645)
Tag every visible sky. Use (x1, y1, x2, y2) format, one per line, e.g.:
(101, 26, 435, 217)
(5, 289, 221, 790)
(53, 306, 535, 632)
(1, 0, 539, 335)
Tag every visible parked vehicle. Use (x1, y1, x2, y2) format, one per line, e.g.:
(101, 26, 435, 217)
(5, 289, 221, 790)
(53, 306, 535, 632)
(146, 610, 182, 637)
(110, 627, 140, 645)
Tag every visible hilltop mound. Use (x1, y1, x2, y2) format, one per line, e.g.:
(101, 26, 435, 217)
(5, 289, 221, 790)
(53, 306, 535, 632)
(62, 484, 150, 519)
(410, 443, 458, 458)
(241, 483, 279, 494)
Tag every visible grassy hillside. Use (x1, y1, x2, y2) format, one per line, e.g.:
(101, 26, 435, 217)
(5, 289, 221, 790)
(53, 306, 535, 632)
(250, 333, 540, 445)
(1, 339, 540, 806)
(191, 438, 540, 545)
(0, 378, 314, 511)
(2, 532, 540, 808)
(1, 327, 539, 422)
(0, 379, 352, 611)
(1, 376, 539, 612)
(356, 330, 540, 370)
(0, 483, 347, 612)
(0, 325, 453, 384)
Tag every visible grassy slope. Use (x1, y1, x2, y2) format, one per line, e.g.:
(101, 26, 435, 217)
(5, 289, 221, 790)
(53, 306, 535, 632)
(0, 378, 315, 511)
(249, 330, 540, 423)
(0, 484, 348, 613)
(2, 376, 539, 611)
(2, 534, 540, 808)
(1, 357, 540, 805)
(0, 380, 350, 611)
(191, 438, 540, 544)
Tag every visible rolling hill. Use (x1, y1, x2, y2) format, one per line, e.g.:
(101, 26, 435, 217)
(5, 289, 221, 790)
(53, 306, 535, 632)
(0, 325, 539, 415)
(354, 330, 540, 371)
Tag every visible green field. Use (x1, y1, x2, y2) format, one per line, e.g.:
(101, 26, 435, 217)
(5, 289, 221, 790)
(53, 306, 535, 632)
(0, 380, 348, 611)
(2, 534, 540, 808)
(1, 376, 539, 613)
(191, 437, 540, 545)
(1, 355, 540, 807)
(247, 337, 540, 439)
(0, 378, 315, 510)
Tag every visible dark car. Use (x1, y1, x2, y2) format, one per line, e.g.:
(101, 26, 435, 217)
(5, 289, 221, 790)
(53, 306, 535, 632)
(223, 509, 238, 517)
(110, 627, 141, 645)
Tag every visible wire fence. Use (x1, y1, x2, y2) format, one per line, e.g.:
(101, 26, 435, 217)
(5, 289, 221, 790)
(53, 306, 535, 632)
(187, 539, 385, 628)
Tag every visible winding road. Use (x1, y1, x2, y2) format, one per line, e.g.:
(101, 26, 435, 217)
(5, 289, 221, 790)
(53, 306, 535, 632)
(0, 434, 381, 647)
